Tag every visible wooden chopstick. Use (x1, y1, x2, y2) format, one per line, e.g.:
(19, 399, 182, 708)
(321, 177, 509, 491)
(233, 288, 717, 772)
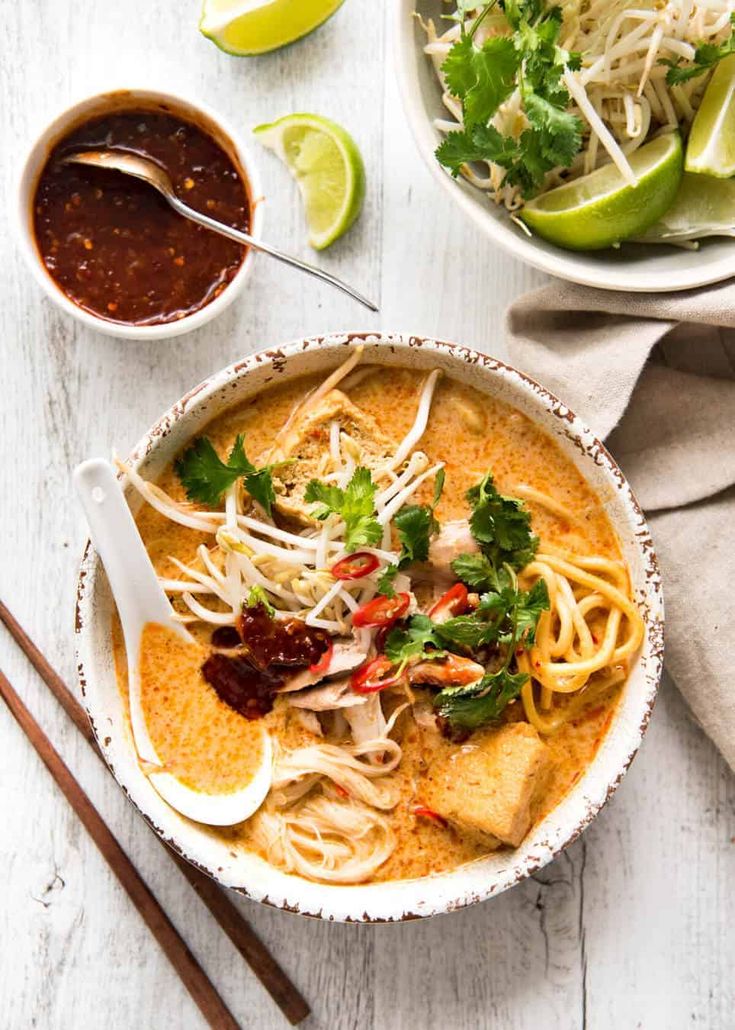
(0, 667, 241, 1030)
(0, 601, 310, 1026)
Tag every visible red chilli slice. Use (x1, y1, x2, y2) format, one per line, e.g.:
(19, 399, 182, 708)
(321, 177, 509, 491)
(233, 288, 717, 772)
(428, 583, 469, 622)
(352, 592, 410, 629)
(309, 637, 333, 675)
(351, 656, 406, 694)
(331, 551, 380, 581)
(412, 806, 448, 828)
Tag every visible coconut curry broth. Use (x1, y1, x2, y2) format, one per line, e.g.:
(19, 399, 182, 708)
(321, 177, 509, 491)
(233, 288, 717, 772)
(115, 366, 625, 880)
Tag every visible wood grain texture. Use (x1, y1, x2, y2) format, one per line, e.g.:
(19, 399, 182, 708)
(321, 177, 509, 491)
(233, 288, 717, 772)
(0, 1, 733, 1028)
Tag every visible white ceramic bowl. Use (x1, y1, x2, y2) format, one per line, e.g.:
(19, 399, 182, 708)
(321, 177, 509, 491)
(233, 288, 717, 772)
(393, 0, 735, 292)
(75, 331, 664, 922)
(16, 88, 264, 340)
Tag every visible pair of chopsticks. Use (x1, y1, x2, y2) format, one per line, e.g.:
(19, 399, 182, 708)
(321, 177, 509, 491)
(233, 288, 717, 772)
(0, 600, 309, 1029)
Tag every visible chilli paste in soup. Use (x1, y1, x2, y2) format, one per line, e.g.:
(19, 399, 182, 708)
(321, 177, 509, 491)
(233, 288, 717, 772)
(114, 349, 644, 884)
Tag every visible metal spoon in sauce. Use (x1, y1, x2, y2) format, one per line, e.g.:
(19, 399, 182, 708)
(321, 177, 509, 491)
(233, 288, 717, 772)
(74, 458, 273, 826)
(61, 149, 378, 312)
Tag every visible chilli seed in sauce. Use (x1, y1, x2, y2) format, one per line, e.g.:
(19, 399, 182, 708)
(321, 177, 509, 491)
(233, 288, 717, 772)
(33, 109, 250, 326)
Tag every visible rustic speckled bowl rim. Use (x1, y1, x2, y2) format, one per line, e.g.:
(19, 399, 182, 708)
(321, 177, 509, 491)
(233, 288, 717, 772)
(75, 332, 664, 922)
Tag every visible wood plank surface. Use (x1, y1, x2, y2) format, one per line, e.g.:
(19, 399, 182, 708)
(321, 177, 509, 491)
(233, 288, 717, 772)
(0, 1, 732, 1027)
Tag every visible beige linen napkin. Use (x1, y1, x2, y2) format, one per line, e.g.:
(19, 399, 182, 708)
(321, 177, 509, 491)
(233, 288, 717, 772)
(506, 280, 735, 769)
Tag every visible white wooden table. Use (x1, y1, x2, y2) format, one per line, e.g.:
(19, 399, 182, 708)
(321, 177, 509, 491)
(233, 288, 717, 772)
(1, 2, 733, 1027)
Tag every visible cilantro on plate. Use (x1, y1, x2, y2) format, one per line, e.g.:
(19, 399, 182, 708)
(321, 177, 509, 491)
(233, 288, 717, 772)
(418, 468, 549, 730)
(431, 577, 548, 729)
(662, 14, 735, 84)
(435, 0, 583, 196)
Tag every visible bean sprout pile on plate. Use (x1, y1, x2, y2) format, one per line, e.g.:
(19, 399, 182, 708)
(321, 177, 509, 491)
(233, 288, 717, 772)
(424, 0, 735, 215)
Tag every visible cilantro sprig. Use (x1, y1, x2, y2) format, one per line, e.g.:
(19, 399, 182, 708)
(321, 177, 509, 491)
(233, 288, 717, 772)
(398, 468, 547, 731)
(465, 471, 538, 569)
(382, 575, 549, 730)
(304, 467, 382, 552)
(662, 14, 735, 84)
(175, 434, 283, 515)
(377, 468, 445, 595)
(435, 0, 583, 196)
(384, 614, 447, 665)
(433, 575, 548, 729)
(433, 670, 530, 731)
(450, 471, 538, 593)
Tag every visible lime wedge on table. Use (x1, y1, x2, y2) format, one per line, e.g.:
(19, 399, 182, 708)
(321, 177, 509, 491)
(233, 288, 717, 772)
(200, 0, 345, 56)
(638, 173, 735, 243)
(254, 114, 366, 250)
(685, 54, 735, 177)
(520, 133, 683, 251)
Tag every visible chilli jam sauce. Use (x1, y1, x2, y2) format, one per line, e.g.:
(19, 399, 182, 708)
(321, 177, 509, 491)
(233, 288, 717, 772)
(33, 109, 250, 325)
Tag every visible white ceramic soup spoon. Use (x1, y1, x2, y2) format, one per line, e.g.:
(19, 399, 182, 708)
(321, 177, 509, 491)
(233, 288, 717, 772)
(73, 458, 272, 826)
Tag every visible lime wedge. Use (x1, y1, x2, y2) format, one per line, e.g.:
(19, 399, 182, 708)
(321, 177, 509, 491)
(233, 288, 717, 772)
(254, 113, 365, 250)
(200, 0, 345, 57)
(638, 172, 735, 243)
(685, 54, 735, 177)
(520, 133, 683, 251)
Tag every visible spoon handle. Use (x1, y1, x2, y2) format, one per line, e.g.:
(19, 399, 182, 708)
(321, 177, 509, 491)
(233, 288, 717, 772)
(73, 459, 189, 647)
(166, 194, 378, 312)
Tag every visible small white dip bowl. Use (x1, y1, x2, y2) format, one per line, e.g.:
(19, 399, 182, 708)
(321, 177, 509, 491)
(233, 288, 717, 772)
(393, 0, 735, 293)
(16, 87, 264, 340)
(75, 332, 663, 923)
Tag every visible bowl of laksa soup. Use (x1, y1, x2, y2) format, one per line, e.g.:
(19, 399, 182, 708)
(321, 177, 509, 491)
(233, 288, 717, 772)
(75, 333, 663, 921)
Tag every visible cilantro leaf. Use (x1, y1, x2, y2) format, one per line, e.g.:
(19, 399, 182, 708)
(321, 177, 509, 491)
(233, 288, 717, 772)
(513, 578, 549, 645)
(302, 480, 344, 516)
(377, 563, 399, 597)
(434, 612, 502, 650)
(175, 434, 280, 515)
(384, 615, 444, 665)
(304, 467, 382, 552)
(434, 0, 583, 197)
(663, 16, 735, 83)
(433, 669, 528, 729)
(433, 577, 548, 652)
(436, 124, 519, 178)
(450, 553, 498, 591)
(243, 466, 277, 516)
(466, 471, 538, 570)
(523, 92, 582, 169)
(502, 0, 545, 29)
(442, 35, 520, 129)
(394, 504, 437, 564)
(378, 467, 445, 595)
